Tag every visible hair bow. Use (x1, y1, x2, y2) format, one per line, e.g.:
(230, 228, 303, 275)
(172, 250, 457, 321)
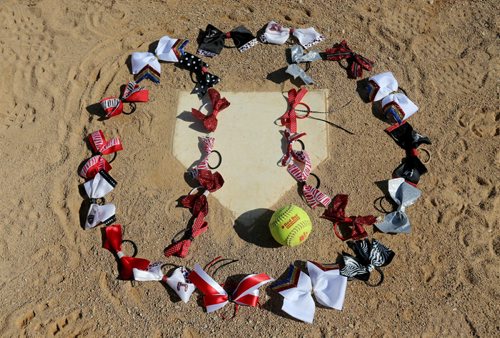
(366, 72, 418, 124)
(286, 64, 314, 85)
(164, 189, 209, 258)
(260, 21, 325, 49)
(188, 137, 224, 193)
(133, 264, 196, 303)
(177, 52, 220, 96)
(393, 153, 428, 185)
(197, 24, 258, 57)
(321, 194, 377, 241)
(279, 87, 309, 133)
(189, 137, 219, 176)
(79, 130, 123, 179)
(83, 170, 116, 229)
(385, 121, 432, 151)
(376, 178, 421, 234)
(188, 263, 273, 314)
(99, 82, 149, 118)
(131, 35, 189, 83)
(102, 224, 151, 280)
(272, 262, 347, 323)
(340, 239, 395, 285)
(191, 88, 230, 132)
(324, 40, 374, 79)
(290, 44, 322, 63)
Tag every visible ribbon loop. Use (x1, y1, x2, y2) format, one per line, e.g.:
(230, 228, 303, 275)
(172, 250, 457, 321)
(324, 40, 374, 79)
(280, 88, 308, 133)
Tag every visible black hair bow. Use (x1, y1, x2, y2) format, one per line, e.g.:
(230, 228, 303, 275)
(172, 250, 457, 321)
(386, 122, 432, 151)
(197, 24, 258, 57)
(393, 153, 428, 185)
(177, 52, 220, 96)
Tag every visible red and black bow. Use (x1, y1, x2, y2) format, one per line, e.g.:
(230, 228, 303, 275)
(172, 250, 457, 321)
(321, 194, 377, 241)
(102, 224, 151, 280)
(192, 88, 230, 132)
(324, 40, 374, 79)
(99, 81, 149, 118)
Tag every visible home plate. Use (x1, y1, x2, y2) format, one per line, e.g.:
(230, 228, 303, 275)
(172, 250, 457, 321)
(173, 90, 329, 225)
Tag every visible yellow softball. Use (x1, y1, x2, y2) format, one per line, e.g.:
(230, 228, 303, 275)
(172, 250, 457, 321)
(269, 205, 312, 247)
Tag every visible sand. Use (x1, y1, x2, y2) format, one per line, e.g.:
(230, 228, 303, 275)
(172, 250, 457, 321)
(0, 0, 498, 337)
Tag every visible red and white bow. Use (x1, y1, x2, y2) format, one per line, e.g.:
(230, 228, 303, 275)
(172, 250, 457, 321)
(80, 130, 123, 179)
(191, 88, 230, 132)
(188, 264, 273, 313)
(83, 170, 116, 229)
(280, 87, 308, 133)
(190, 137, 215, 175)
(99, 81, 149, 118)
(79, 155, 112, 180)
(102, 224, 151, 280)
(133, 265, 196, 303)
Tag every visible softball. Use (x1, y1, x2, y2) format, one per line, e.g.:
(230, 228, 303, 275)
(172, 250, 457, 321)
(269, 205, 312, 247)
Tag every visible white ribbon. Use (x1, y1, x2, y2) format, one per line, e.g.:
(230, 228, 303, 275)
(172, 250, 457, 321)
(85, 204, 115, 229)
(84, 171, 115, 198)
(369, 72, 399, 101)
(131, 36, 185, 75)
(381, 93, 419, 121)
(261, 21, 324, 49)
(83, 171, 116, 229)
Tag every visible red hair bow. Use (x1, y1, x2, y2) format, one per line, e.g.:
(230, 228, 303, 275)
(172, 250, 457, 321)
(191, 88, 230, 132)
(280, 87, 309, 133)
(102, 224, 151, 280)
(99, 81, 149, 118)
(324, 40, 374, 79)
(321, 194, 377, 240)
(197, 169, 224, 193)
(79, 130, 123, 179)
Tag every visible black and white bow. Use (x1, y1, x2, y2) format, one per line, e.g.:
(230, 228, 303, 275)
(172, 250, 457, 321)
(177, 52, 220, 96)
(83, 170, 116, 229)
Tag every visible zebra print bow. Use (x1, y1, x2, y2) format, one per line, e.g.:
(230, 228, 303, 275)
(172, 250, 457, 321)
(340, 239, 395, 285)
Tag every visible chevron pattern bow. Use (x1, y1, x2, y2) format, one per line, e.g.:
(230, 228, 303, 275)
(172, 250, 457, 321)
(83, 170, 116, 229)
(272, 261, 347, 323)
(324, 40, 374, 79)
(188, 264, 273, 314)
(102, 224, 151, 280)
(260, 21, 324, 49)
(189, 137, 220, 178)
(340, 239, 395, 283)
(191, 88, 230, 132)
(393, 153, 428, 185)
(376, 178, 421, 234)
(280, 87, 308, 133)
(197, 24, 258, 57)
(131, 35, 188, 83)
(177, 53, 220, 96)
(385, 121, 432, 150)
(99, 82, 149, 118)
(322, 194, 377, 241)
(133, 265, 196, 303)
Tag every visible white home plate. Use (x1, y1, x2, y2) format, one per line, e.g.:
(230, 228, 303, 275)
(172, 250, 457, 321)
(173, 90, 329, 224)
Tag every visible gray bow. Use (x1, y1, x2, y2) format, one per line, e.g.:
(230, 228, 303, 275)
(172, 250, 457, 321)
(286, 64, 314, 85)
(376, 178, 421, 233)
(289, 44, 322, 63)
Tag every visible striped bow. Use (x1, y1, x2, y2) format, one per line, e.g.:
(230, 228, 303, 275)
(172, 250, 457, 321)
(191, 89, 230, 132)
(280, 87, 308, 133)
(324, 40, 374, 79)
(80, 130, 123, 179)
(79, 155, 111, 180)
(189, 137, 216, 177)
(83, 170, 116, 229)
(188, 264, 273, 314)
(99, 82, 149, 118)
(102, 224, 151, 280)
(321, 194, 377, 241)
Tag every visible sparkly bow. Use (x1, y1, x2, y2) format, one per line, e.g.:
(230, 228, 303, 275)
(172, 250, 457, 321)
(99, 82, 149, 118)
(83, 170, 116, 229)
(79, 130, 123, 179)
(272, 262, 347, 323)
(393, 153, 428, 185)
(385, 121, 432, 151)
(164, 189, 209, 258)
(133, 265, 196, 303)
(191, 88, 230, 132)
(324, 40, 374, 79)
(366, 72, 418, 124)
(260, 21, 325, 49)
(340, 239, 395, 284)
(280, 87, 308, 133)
(197, 24, 258, 57)
(321, 194, 377, 241)
(188, 264, 273, 314)
(376, 178, 421, 234)
(131, 35, 189, 83)
(102, 224, 151, 280)
(177, 52, 220, 96)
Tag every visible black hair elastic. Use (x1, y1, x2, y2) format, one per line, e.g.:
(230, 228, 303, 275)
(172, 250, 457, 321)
(121, 102, 137, 115)
(208, 150, 222, 170)
(121, 239, 138, 258)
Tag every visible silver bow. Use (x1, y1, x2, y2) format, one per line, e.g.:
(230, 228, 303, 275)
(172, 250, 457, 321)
(290, 44, 322, 63)
(286, 64, 314, 85)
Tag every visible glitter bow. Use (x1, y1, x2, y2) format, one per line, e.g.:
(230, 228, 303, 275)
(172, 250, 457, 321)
(197, 24, 258, 57)
(321, 194, 377, 241)
(272, 261, 347, 323)
(79, 130, 123, 179)
(133, 265, 196, 303)
(385, 121, 432, 151)
(131, 36, 189, 83)
(280, 87, 309, 133)
(324, 40, 374, 79)
(188, 264, 273, 314)
(102, 224, 151, 280)
(340, 239, 395, 284)
(191, 88, 230, 132)
(177, 52, 220, 96)
(99, 82, 149, 118)
(83, 170, 116, 229)
(260, 21, 325, 49)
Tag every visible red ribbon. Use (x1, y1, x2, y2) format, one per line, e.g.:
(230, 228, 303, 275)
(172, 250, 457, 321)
(79, 155, 111, 179)
(197, 169, 224, 193)
(102, 224, 151, 280)
(191, 88, 230, 132)
(321, 194, 377, 241)
(280, 88, 308, 133)
(280, 129, 307, 167)
(88, 130, 123, 155)
(99, 81, 149, 118)
(325, 40, 374, 79)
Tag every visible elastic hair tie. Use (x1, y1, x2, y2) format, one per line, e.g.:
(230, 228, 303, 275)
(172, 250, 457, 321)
(204, 256, 239, 278)
(419, 148, 431, 164)
(121, 102, 137, 115)
(121, 239, 138, 258)
(295, 102, 311, 119)
(207, 150, 222, 170)
(364, 267, 384, 287)
(373, 196, 393, 214)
